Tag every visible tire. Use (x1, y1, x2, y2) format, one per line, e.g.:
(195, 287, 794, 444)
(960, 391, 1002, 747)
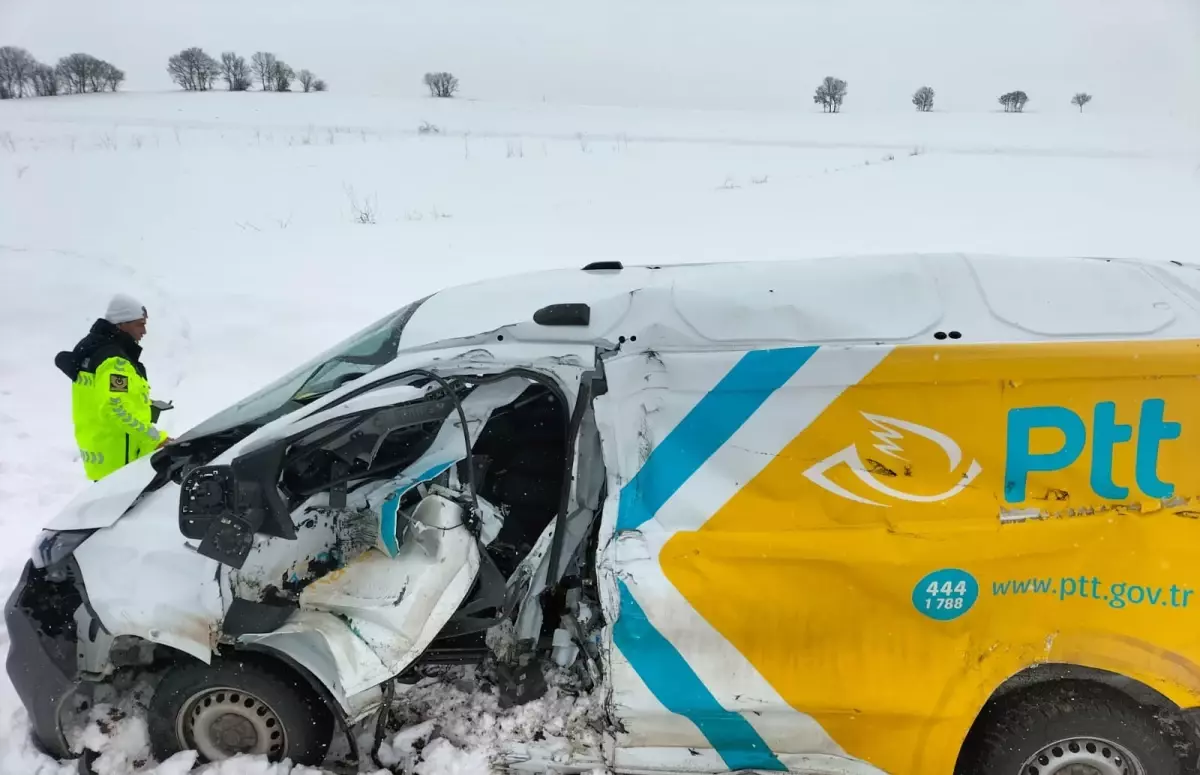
(147, 654, 335, 766)
(963, 681, 1183, 775)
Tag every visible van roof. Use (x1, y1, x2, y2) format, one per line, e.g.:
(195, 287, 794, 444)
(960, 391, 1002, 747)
(398, 253, 1200, 349)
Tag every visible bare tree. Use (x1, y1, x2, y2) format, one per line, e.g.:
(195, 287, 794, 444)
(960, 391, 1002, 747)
(813, 76, 848, 113)
(54, 60, 80, 94)
(30, 63, 60, 96)
(251, 51, 278, 91)
(1071, 92, 1093, 113)
(167, 47, 220, 91)
(999, 90, 1029, 113)
(0, 46, 38, 98)
(271, 60, 294, 91)
(100, 62, 125, 92)
(220, 52, 252, 91)
(912, 85, 935, 112)
(297, 69, 315, 92)
(423, 72, 458, 98)
(166, 49, 192, 91)
(313, 78, 328, 92)
(86, 63, 107, 93)
(57, 53, 105, 94)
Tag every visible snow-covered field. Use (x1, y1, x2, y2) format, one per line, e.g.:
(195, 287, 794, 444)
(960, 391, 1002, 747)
(2, 0, 1199, 772)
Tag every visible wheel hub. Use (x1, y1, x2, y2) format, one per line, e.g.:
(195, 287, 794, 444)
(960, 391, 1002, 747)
(211, 712, 257, 751)
(177, 687, 286, 761)
(1019, 737, 1146, 775)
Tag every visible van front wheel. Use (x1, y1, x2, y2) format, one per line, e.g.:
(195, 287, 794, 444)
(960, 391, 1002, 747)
(964, 683, 1182, 775)
(147, 654, 334, 766)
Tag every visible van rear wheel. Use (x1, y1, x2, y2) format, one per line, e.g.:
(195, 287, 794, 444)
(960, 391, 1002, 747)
(964, 682, 1182, 775)
(147, 654, 334, 766)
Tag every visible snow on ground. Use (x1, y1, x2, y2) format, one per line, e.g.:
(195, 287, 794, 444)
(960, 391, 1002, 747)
(2, 0, 1200, 771)
(0, 658, 605, 775)
(2, 90, 1197, 775)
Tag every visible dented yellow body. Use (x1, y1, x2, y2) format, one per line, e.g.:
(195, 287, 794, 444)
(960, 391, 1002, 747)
(659, 339, 1200, 774)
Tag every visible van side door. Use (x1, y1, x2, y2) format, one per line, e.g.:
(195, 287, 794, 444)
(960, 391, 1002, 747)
(592, 345, 886, 774)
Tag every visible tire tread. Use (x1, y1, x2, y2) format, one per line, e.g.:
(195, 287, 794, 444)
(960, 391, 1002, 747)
(965, 681, 1182, 775)
(147, 653, 334, 766)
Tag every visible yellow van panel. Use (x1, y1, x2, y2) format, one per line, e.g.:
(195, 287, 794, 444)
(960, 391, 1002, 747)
(660, 339, 1200, 775)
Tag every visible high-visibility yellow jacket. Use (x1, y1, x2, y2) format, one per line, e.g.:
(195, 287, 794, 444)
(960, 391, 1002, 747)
(56, 320, 165, 481)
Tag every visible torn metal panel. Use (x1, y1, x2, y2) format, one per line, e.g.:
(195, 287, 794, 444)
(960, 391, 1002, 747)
(73, 481, 225, 664)
(228, 367, 587, 705)
(229, 376, 530, 599)
(513, 505, 598, 644)
(74, 603, 116, 679)
(231, 498, 339, 602)
(299, 493, 481, 691)
(350, 376, 533, 554)
(591, 349, 754, 628)
(234, 608, 389, 709)
(506, 521, 554, 640)
(509, 401, 605, 644)
(213, 344, 594, 466)
(245, 383, 433, 456)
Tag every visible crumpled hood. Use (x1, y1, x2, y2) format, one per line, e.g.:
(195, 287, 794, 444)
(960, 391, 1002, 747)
(44, 454, 158, 531)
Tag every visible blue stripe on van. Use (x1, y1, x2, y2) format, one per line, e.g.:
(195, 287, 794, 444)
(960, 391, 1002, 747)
(379, 460, 455, 555)
(614, 580, 786, 771)
(615, 346, 818, 532)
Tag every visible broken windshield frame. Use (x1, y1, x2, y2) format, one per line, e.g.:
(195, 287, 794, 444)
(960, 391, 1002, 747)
(175, 296, 430, 444)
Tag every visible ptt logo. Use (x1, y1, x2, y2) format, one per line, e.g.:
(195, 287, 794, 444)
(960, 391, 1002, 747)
(803, 413, 982, 507)
(1004, 399, 1180, 503)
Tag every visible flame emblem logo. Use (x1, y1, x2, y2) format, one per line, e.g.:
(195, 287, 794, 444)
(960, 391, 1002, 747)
(802, 413, 982, 507)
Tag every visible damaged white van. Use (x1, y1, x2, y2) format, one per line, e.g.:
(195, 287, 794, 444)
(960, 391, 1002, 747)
(12, 254, 1200, 775)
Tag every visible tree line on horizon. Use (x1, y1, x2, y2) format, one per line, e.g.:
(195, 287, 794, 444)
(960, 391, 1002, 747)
(2, 48, 1098, 113)
(0, 46, 124, 98)
(166, 48, 326, 93)
(814, 77, 1093, 114)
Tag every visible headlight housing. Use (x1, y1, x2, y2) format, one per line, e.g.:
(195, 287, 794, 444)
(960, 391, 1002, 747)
(31, 529, 96, 573)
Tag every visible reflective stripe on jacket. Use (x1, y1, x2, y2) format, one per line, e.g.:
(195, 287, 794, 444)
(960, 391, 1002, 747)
(72, 355, 161, 480)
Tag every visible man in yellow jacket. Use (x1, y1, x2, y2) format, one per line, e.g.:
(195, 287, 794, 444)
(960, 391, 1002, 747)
(55, 294, 172, 481)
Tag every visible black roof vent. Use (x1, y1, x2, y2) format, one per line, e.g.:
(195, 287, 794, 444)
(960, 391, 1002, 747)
(583, 261, 623, 271)
(533, 303, 592, 327)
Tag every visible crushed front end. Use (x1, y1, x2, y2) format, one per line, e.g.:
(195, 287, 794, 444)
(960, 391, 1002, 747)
(4, 527, 156, 760)
(5, 554, 87, 758)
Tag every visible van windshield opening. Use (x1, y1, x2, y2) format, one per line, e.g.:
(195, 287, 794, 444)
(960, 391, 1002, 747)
(176, 296, 429, 443)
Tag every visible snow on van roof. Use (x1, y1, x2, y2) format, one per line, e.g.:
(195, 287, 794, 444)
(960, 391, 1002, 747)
(400, 253, 1200, 349)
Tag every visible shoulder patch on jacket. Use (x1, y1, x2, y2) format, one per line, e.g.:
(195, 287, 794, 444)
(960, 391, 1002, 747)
(109, 373, 129, 392)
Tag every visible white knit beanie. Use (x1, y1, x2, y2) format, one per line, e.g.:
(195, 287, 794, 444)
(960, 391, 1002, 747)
(105, 293, 147, 325)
